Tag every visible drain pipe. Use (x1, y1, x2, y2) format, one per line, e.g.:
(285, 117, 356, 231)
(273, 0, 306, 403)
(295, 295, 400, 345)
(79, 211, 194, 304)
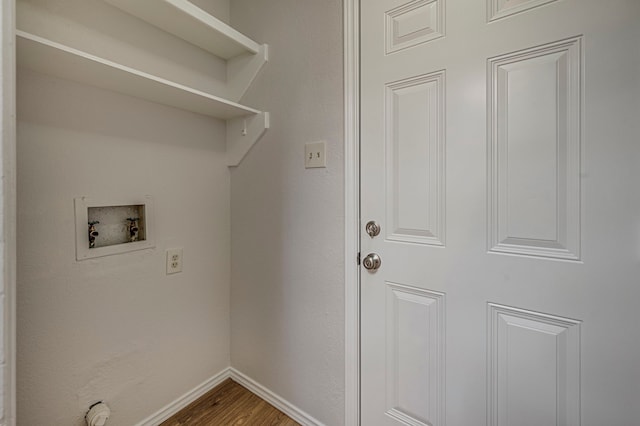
(85, 401, 111, 426)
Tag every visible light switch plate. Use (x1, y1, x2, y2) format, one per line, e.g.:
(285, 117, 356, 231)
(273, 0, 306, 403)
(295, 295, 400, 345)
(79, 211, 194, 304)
(305, 141, 326, 168)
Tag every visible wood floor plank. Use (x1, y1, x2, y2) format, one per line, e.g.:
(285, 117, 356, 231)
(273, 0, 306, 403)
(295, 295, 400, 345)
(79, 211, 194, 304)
(160, 379, 300, 426)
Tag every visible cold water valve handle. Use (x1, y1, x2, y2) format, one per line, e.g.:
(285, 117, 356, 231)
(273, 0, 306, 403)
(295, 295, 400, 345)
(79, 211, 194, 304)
(88, 221, 100, 248)
(127, 217, 140, 242)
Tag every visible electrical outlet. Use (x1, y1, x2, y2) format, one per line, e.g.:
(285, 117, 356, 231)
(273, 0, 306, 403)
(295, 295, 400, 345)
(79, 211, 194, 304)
(166, 248, 183, 274)
(305, 141, 326, 168)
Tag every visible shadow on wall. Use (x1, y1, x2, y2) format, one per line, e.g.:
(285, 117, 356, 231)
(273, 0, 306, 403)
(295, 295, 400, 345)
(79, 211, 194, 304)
(17, 69, 226, 152)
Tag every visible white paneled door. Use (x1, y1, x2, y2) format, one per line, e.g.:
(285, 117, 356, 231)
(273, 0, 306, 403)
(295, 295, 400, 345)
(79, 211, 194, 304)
(359, 0, 640, 425)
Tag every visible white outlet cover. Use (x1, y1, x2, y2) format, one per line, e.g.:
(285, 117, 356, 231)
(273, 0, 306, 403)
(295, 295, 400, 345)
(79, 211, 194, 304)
(305, 141, 326, 168)
(166, 248, 183, 274)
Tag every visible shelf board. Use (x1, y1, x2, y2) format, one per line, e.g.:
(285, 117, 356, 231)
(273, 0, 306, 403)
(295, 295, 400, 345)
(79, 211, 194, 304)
(16, 30, 261, 120)
(103, 0, 261, 60)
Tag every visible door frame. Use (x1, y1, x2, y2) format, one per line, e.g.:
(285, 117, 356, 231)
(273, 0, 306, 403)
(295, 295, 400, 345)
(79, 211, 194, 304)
(343, 0, 360, 424)
(1, 0, 17, 424)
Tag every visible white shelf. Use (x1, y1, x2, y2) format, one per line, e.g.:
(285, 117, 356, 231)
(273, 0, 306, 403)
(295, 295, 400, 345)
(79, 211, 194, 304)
(17, 1, 270, 167)
(101, 0, 268, 102)
(103, 0, 261, 60)
(16, 30, 261, 120)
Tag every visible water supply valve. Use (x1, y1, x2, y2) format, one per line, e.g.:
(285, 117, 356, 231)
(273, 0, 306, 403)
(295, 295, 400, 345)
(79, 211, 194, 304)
(126, 217, 140, 242)
(88, 221, 100, 248)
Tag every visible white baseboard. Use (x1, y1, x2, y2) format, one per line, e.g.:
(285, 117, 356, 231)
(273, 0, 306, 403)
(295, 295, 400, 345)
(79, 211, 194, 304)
(134, 367, 324, 426)
(134, 368, 231, 426)
(228, 368, 325, 426)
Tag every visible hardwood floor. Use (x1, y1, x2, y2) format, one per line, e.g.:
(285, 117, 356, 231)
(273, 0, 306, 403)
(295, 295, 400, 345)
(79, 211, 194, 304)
(160, 379, 300, 426)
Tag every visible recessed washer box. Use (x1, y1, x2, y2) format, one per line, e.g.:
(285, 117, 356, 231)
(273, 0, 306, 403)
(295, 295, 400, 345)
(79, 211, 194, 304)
(74, 196, 155, 261)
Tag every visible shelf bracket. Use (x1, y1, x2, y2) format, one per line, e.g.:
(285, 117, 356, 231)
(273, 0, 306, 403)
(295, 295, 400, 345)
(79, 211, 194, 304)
(226, 112, 270, 167)
(226, 44, 268, 102)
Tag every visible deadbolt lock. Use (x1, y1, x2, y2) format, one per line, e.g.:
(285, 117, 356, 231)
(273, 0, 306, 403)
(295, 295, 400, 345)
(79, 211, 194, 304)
(365, 221, 381, 238)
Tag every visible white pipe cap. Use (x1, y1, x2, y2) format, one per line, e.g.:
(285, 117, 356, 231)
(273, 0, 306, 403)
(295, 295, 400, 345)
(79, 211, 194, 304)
(86, 402, 110, 426)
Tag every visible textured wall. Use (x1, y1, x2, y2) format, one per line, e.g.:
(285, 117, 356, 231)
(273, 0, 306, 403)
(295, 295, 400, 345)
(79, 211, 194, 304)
(1, 0, 17, 423)
(191, 0, 229, 24)
(16, 0, 345, 423)
(16, 28, 232, 426)
(229, 1, 345, 424)
(17, 3, 234, 423)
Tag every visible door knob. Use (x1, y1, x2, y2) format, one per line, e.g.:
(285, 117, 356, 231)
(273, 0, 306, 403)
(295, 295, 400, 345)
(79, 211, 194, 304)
(365, 221, 381, 237)
(362, 253, 381, 271)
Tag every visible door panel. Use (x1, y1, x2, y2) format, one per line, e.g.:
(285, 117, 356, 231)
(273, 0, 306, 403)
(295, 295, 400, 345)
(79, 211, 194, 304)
(385, 283, 445, 426)
(360, 0, 640, 425)
(386, 71, 445, 246)
(385, 0, 445, 54)
(488, 0, 558, 22)
(488, 37, 582, 260)
(487, 303, 581, 426)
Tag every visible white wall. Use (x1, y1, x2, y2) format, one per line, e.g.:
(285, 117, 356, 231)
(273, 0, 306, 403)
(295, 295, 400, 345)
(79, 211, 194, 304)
(191, 0, 229, 24)
(17, 69, 231, 426)
(16, 1, 232, 424)
(229, 1, 345, 424)
(16, 0, 346, 424)
(1, 0, 17, 424)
